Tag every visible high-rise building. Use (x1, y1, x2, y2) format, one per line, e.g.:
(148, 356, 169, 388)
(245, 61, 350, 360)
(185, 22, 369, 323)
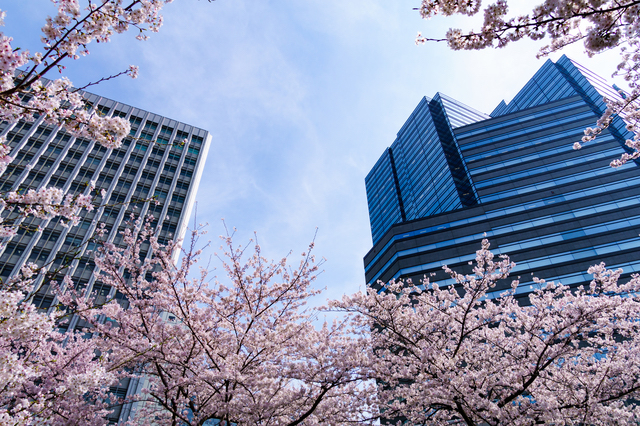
(364, 55, 640, 302)
(0, 88, 210, 422)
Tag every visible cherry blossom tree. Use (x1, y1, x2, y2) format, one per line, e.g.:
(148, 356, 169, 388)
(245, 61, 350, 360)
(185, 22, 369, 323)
(415, 0, 640, 166)
(0, 0, 184, 242)
(68, 222, 377, 426)
(0, 2, 202, 424)
(333, 240, 640, 425)
(0, 263, 118, 425)
(3, 215, 378, 425)
(0, 0, 176, 150)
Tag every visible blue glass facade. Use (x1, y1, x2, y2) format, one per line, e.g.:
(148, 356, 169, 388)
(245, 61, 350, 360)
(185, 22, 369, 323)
(364, 56, 640, 300)
(365, 94, 488, 243)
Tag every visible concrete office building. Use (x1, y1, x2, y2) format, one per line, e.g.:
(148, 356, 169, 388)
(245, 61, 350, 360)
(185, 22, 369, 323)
(364, 55, 640, 302)
(0, 89, 210, 422)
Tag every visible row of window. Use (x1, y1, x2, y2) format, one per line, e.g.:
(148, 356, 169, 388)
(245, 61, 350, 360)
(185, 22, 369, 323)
(365, 174, 640, 274)
(390, 235, 640, 285)
(473, 147, 621, 189)
(369, 203, 640, 286)
(468, 134, 617, 175)
(480, 161, 633, 202)
(456, 98, 585, 139)
(460, 109, 596, 153)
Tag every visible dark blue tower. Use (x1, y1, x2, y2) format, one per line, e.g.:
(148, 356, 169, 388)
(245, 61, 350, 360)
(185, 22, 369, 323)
(366, 94, 489, 243)
(364, 56, 640, 301)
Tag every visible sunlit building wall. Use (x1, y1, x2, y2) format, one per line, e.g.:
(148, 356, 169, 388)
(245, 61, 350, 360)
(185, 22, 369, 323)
(0, 89, 211, 422)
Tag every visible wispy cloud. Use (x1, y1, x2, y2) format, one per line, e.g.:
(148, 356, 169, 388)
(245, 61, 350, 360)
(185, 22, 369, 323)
(2, 0, 620, 302)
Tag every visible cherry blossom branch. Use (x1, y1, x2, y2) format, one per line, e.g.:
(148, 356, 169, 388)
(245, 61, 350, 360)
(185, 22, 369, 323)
(415, 0, 640, 167)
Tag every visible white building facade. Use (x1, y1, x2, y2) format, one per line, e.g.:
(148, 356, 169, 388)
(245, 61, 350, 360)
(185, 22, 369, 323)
(0, 89, 211, 423)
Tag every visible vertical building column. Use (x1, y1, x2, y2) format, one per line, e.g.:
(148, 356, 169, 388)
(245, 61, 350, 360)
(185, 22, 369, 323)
(387, 147, 407, 222)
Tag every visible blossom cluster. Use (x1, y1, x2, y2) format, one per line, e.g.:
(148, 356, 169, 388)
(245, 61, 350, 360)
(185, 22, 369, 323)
(416, 0, 636, 53)
(0, 138, 12, 175)
(2, 185, 94, 224)
(72, 223, 377, 425)
(0, 267, 116, 425)
(0, 174, 96, 246)
(38, 0, 167, 62)
(332, 240, 640, 424)
(0, 1, 173, 149)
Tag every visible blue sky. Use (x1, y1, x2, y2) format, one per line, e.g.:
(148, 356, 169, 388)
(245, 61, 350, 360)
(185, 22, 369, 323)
(1, 1, 623, 303)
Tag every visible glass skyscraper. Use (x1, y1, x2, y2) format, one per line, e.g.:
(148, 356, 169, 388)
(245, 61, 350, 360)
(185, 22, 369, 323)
(0, 88, 210, 422)
(364, 55, 640, 302)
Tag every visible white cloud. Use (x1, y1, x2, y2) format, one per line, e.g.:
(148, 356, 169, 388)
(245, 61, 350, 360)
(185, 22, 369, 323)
(1, 0, 626, 303)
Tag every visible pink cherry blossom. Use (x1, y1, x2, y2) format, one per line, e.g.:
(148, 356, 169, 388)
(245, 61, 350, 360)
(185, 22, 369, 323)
(333, 240, 640, 424)
(0, 1, 174, 149)
(0, 263, 118, 425)
(73, 222, 377, 425)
